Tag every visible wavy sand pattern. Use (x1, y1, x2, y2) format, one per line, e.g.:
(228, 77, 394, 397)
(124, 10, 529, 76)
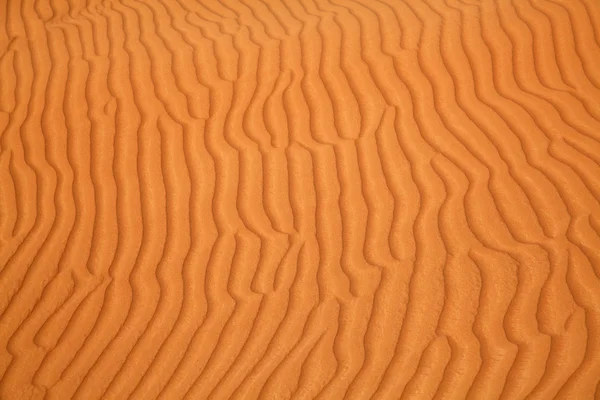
(2, 0, 600, 398)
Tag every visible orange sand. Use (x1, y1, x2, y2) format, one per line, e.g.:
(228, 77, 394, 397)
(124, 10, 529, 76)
(2, 0, 600, 399)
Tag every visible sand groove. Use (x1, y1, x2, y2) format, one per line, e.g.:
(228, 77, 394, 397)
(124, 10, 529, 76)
(1, 0, 600, 399)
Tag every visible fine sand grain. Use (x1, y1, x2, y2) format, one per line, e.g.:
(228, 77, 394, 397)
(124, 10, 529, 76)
(2, 0, 600, 399)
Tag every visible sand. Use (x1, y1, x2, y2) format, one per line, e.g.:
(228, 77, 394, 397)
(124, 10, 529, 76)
(1, 0, 600, 399)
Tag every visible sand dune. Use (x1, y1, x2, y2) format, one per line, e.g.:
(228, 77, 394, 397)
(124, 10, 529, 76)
(1, 0, 600, 398)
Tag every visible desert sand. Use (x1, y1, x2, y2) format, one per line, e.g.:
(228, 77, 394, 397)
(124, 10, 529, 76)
(1, 0, 600, 399)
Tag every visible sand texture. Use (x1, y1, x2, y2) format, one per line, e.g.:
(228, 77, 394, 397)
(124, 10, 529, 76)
(2, 0, 600, 399)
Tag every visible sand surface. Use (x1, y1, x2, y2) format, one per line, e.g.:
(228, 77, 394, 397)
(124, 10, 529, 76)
(2, 0, 600, 399)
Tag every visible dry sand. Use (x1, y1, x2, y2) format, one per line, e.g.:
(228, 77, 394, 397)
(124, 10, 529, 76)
(2, 0, 600, 399)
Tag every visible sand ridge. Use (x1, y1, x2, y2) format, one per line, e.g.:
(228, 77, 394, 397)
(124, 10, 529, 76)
(1, 0, 600, 398)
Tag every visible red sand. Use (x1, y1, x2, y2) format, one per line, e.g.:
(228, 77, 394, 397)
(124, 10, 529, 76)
(2, 0, 600, 399)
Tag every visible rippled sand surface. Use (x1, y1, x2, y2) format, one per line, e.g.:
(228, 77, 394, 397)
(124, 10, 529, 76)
(2, 0, 600, 399)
